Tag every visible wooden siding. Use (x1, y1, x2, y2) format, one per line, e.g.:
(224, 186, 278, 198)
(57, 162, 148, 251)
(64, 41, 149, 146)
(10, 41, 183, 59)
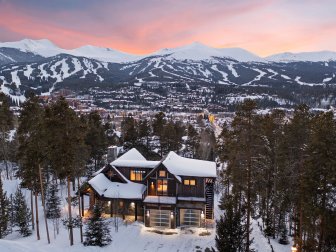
(116, 166, 151, 183)
(146, 164, 177, 197)
(177, 177, 204, 197)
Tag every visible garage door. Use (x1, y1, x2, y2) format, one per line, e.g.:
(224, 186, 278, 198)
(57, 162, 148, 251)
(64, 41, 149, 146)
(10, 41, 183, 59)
(180, 209, 200, 227)
(150, 210, 170, 228)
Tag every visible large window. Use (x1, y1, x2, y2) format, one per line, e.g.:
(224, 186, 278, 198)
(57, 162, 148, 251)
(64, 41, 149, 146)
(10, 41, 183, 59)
(130, 169, 145, 181)
(184, 179, 196, 186)
(157, 179, 168, 195)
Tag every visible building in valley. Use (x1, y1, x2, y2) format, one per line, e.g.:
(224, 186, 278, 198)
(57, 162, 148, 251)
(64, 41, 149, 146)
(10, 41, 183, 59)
(86, 148, 217, 229)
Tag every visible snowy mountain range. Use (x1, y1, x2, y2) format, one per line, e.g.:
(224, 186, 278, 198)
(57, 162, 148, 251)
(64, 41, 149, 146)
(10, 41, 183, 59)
(0, 39, 336, 104)
(2, 38, 336, 63)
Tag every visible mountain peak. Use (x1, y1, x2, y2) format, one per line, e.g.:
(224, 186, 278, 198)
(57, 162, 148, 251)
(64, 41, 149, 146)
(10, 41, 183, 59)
(1, 38, 335, 63)
(266, 50, 336, 62)
(0, 38, 61, 57)
(152, 42, 263, 62)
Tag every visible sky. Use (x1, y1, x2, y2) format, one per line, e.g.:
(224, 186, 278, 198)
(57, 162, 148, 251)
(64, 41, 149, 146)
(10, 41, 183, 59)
(0, 0, 335, 56)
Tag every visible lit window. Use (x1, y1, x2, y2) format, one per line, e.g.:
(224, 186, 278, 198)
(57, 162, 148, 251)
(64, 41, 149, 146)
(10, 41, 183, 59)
(159, 170, 166, 177)
(184, 179, 196, 186)
(130, 169, 143, 181)
(157, 179, 168, 194)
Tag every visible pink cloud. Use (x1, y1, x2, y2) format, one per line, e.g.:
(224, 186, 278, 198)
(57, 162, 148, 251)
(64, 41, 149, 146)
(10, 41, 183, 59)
(0, 0, 335, 56)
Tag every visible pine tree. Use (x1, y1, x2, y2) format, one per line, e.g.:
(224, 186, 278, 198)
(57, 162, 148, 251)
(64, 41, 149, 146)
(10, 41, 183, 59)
(185, 124, 200, 158)
(44, 97, 89, 245)
(216, 195, 250, 252)
(138, 119, 151, 150)
(0, 93, 14, 179)
(152, 112, 166, 156)
(13, 187, 32, 237)
(46, 181, 61, 237)
(303, 111, 336, 251)
(85, 111, 108, 171)
(219, 100, 259, 252)
(0, 176, 9, 238)
(84, 204, 112, 247)
(46, 181, 61, 219)
(284, 104, 311, 250)
(16, 94, 46, 240)
(278, 217, 289, 245)
(120, 115, 138, 150)
(7, 194, 15, 234)
(161, 121, 180, 154)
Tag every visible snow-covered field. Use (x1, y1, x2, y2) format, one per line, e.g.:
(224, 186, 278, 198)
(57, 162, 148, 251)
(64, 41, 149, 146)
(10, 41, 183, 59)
(0, 173, 292, 252)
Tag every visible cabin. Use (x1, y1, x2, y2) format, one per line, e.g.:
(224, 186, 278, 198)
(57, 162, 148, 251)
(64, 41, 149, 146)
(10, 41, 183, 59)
(87, 148, 216, 229)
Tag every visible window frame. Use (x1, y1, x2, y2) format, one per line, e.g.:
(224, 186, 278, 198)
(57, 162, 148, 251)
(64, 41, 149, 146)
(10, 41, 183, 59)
(159, 170, 166, 177)
(184, 179, 196, 186)
(130, 169, 145, 181)
(157, 179, 168, 195)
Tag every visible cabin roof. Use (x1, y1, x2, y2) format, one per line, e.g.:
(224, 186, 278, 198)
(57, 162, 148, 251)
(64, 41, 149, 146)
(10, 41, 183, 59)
(162, 151, 217, 178)
(88, 173, 145, 199)
(111, 148, 160, 168)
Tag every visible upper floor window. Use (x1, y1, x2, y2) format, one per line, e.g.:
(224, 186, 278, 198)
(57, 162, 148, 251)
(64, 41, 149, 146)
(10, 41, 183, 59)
(157, 179, 168, 195)
(130, 169, 145, 181)
(159, 170, 166, 177)
(184, 179, 196, 186)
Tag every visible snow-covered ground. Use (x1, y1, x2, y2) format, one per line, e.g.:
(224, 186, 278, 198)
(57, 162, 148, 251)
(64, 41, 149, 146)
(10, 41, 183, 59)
(0, 171, 292, 252)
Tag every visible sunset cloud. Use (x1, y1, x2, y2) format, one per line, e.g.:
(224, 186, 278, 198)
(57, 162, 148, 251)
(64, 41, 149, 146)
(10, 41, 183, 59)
(0, 0, 335, 56)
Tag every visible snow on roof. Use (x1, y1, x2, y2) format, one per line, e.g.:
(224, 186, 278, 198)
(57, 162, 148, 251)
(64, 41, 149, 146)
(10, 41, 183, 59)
(117, 148, 146, 161)
(88, 173, 145, 199)
(111, 148, 160, 168)
(143, 196, 176, 204)
(92, 166, 105, 176)
(162, 151, 217, 178)
(178, 197, 206, 202)
(112, 160, 160, 168)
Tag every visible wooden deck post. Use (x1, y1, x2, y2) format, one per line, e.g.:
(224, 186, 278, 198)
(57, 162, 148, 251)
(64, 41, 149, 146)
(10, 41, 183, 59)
(110, 200, 113, 217)
(81, 194, 84, 216)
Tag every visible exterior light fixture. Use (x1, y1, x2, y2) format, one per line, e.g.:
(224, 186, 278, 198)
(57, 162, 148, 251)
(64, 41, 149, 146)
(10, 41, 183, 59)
(201, 211, 205, 219)
(170, 211, 174, 218)
(146, 210, 150, 217)
(291, 246, 297, 252)
(130, 202, 135, 208)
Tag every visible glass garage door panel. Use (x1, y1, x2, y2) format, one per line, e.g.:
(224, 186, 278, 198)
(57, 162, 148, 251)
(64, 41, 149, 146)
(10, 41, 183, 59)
(180, 209, 200, 227)
(150, 210, 170, 228)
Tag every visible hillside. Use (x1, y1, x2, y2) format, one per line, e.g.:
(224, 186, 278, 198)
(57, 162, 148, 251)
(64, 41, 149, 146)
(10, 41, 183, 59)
(0, 39, 336, 108)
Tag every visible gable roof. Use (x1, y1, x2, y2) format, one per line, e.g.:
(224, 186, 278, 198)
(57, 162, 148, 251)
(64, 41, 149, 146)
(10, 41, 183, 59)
(111, 148, 160, 168)
(144, 151, 217, 181)
(162, 151, 217, 178)
(116, 148, 146, 161)
(88, 173, 146, 200)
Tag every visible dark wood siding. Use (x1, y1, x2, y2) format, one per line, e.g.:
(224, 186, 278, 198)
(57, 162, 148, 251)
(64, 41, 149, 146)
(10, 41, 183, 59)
(145, 164, 177, 197)
(115, 166, 152, 183)
(178, 177, 204, 197)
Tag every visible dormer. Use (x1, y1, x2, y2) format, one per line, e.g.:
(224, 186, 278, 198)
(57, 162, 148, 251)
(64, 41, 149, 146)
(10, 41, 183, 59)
(110, 148, 160, 183)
